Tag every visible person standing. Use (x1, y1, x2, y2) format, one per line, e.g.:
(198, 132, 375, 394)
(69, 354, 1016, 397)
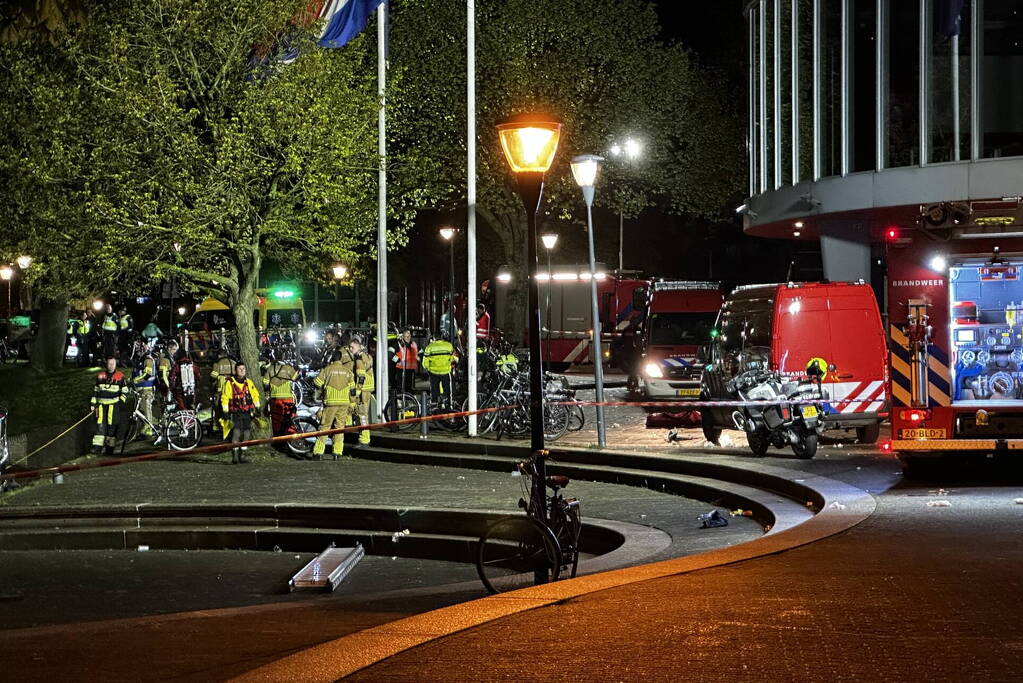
(392, 328, 419, 394)
(423, 334, 456, 408)
(160, 339, 199, 410)
(220, 362, 260, 464)
(475, 303, 492, 341)
(100, 304, 119, 359)
(347, 335, 374, 445)
(90, 356, 128, 455)
(312, 351, 355, 459)
(131, 351, 159, 437)
(117, 306, 134, 355)
(262, 357, 298, 436)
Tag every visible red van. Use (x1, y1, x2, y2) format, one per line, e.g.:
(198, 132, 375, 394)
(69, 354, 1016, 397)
(701, 281, 888, 444)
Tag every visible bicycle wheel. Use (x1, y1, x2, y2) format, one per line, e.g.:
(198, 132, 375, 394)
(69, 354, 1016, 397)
(551, 500, 582, 579)
(543, 403, 570, 441)
(291, 381, 304, 407)
(476, 516, 562, 594)
(567, 404, 585, 432)
(285, 416, 320, 456)
(386, 393, 422, 432)
(166, 412, 202, 451)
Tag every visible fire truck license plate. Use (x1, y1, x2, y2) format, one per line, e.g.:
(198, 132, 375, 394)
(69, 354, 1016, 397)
(900, 428, 946, 439)
(676, 388, 700, 397)
(800, 406, 818, 418)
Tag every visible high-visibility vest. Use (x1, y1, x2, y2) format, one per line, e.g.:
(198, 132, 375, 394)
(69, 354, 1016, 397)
(133, 358, 158, 388)
(263, 362, 298, 399)
(93, 370, 128, 405)
(119, 315, 132, 331)
(393, 342, 419, 370)
(476, 312, 491, 339)
(353, 351, 375, 391)
(314, 361, 355, 406)
(102, 315, 119, 332)
(221, 377, 260, 413)
(423, 340, 455, 375)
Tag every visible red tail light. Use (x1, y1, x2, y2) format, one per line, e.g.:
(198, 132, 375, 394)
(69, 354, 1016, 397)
(881, 441, 892, 453)
(885, 227, 899, 241)
(898, 409, 931, 422)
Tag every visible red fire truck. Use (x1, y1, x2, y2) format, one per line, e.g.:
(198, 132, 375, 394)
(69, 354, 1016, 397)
(495, 266, 647, 371)
(887, 201, 1023, 462)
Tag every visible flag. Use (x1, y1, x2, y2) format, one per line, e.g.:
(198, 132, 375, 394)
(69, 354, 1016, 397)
(318, 0, 386, 49)
(935, 0, 965, 38)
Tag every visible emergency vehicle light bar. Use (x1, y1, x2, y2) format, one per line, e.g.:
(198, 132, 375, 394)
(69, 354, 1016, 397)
(651, 280, 720, 292)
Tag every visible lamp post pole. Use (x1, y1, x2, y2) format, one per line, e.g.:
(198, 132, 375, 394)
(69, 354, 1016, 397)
(519, 172, 546, 455)
(448, 236, 456, 344)
(541, 234, 558, 366)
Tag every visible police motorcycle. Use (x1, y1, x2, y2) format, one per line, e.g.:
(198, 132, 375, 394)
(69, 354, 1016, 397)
(728, 359, 826, 459)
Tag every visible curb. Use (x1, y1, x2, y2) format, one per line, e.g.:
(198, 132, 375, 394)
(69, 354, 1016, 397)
(233, 443, 877, 683)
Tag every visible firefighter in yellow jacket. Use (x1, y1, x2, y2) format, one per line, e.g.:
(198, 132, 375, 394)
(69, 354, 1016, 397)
(312, 351, 355, 458)
(262, 357, 298, 436)
(346, 335, 375, 445)
(220, 362, 261, 464)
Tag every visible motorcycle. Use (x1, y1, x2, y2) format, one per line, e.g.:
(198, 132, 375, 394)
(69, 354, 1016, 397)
(728, 360, 826, 459)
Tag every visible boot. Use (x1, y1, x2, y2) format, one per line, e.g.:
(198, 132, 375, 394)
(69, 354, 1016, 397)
(237, 447, 249, 464)
(231, 449, 240, 464)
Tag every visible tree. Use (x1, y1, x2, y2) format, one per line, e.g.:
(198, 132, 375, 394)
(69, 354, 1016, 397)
(2, 0, 425, 381)
(389, 0, 744, 332)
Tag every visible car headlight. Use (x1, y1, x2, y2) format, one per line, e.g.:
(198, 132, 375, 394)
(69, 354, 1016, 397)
(644, 362, 663, 378)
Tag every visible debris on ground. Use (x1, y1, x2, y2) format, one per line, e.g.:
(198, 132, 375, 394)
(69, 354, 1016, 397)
(646, 411, 702, 429)
(665, 429, 696, 443)
(926, 500, 951, 507)
(697, 510, 728, 528)
(391, 529, 411, 542)
(730, 509, 753, 517)
(1014, 498, 1023, 505)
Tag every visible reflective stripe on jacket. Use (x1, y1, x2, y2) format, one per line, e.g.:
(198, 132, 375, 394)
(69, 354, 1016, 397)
(94, 370, 128, 405)
(393, 342, 419, 370)
(314, 361, 355, 406)
(423, 340, 455, 375)
(221, 377, 260, 413)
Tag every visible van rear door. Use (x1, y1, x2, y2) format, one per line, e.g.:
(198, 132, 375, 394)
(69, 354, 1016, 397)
(824, 285, 887, 415)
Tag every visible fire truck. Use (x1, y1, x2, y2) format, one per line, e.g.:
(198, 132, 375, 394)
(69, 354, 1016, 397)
(494, 266, 647, 371)
(887, 199, 1023, 461)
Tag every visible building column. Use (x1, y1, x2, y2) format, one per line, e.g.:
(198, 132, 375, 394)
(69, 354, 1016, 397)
(819, 218, 871, 282)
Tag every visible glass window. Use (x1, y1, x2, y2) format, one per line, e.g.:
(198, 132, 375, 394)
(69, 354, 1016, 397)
(819, 0, 842, 177)
(648, 312, 718, 346)
(764, 1, 775, 188)
(797, 0, 814, 180)
(888, 0, 920, 166)
(752, 6, 763, 193)
(851, 0, 878, 171)
(929, 0, 972, 162)
(779, 0, 792, 186)
(981, 0, 1023, 158)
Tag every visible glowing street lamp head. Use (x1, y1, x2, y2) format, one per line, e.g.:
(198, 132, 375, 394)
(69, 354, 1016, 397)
(496, 269, 512, 283)
(439, 227, 457, 241)
(92, 299, 104, 311)
(177, 306, 187, 316)
(16, 255, 31, 270)
(0, 265, 12, 281)
(331, 264, 348, 280)
(623, 138, 642, 160)
(497, 115, 562, 174)
(541, 233, 559, 250)
(570, 155, 604, 189)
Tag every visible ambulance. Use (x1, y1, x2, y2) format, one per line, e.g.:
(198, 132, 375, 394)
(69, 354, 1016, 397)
(886, 200, 1023, 461)
(701, 281, 888, 443)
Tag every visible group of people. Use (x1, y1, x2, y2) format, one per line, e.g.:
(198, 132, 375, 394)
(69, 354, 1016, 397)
(67, 304, 163, 366)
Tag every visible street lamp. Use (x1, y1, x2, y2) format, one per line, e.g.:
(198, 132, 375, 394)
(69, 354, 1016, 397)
(498, 113, 562, 458)
(15, 255, 31, 270)
(571, 154, 608, 448)
(331, 264, 349, 323)
(609, 137, 643, 271)
(0, 265, 12, 316)
(331, 264, 348, 281)
(92, 299, 104, 311)
(540, 233, 558, 365)
(439, 227, 459, 343)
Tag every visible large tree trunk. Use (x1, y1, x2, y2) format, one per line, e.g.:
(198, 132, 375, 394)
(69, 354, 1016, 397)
(228, 257, 270, 439)
(31, 297, 69, 373)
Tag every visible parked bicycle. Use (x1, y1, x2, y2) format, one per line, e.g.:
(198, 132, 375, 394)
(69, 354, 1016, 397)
(121, 390, 203, 451)
(476, 449, 581, 594)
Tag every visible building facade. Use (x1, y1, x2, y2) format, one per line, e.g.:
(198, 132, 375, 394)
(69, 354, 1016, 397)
(743, 0, 1023, 281)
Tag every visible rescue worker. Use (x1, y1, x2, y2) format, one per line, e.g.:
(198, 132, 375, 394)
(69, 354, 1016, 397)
(262, 356, 298, 436)
(312, 350, 356, 459)
(118, 306, 134, 355)
(131, 350, 159, 436)
(347, 335, 374, 445)
(210, 353, 236, 419)
(392, 328, 419, 393)
(100, 304, 119, 359)
(476, 303, 491, 341)
(423, 334, 457, 408)
(160, 339, 199, 410)
(91, 356, 128, 454)
(220, 362, 260, 464)
(311, 329, 340, 370)
(77, 311, 93, 366)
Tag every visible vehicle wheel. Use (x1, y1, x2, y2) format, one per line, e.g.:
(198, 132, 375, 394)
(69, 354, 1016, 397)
(791, 432, 818, 459)
(747, 430, 770, 457)
(701, 417, 722, 445)
(856, 421, 880, 444)
(166, 412, 202, 451)
(285, 416, 320, 456)
(626, 374, 640, 395)
(476, 516, 562, 594)
(567, 405, 585, 432)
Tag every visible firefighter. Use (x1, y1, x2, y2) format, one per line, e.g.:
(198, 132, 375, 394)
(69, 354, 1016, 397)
(117, 306, 134, 354)
(100, 304, 119, 359)
(423, 334, 457, 408)
(160, 340, 199, 410)
(91, 356, 128, 454)
(347, 335, 374, 445)
(312, 350, 356, 458)
(311, 329, 341, 370)
(131, 350, 159, 436)
(220, 362, 260, 464)
(76, 311, 93, 366)
(210, 352, 236, 419)
(475, 303, 491, 341)
(263, 355, 298, 436)
(392, 327, 419, 394)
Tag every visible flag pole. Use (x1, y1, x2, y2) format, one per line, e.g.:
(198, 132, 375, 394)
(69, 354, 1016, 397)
(375, 0, 389, 418)
(466, 0, 478, 436)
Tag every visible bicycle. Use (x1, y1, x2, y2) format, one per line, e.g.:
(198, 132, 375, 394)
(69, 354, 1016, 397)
(0, 405, 10, 492)
(122, 391, 203, 451)
(476, 450, 582, 594)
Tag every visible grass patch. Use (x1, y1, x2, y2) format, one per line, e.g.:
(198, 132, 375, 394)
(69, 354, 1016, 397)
(0, 363, 98, 435)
